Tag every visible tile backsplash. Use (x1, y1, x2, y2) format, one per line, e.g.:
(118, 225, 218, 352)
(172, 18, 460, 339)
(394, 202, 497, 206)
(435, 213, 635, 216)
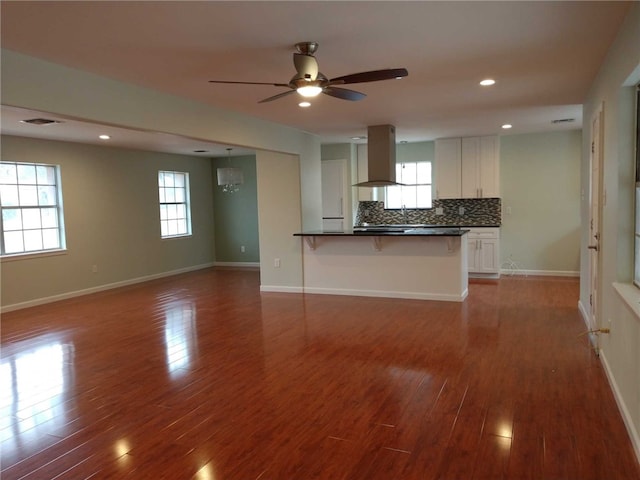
(355, 198, 501, 226)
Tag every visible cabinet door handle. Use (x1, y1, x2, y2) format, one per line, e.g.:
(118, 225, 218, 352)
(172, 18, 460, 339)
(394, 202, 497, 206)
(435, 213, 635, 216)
(339, 198, 343, 216)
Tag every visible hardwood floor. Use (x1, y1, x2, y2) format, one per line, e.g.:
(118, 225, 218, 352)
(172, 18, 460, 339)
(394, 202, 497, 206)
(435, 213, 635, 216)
(1, 269, 639, 479)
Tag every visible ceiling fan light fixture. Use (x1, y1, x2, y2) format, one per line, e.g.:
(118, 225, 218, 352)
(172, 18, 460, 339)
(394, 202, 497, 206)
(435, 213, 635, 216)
(297, 85, 323, 97)
(209, 42, 408, 104)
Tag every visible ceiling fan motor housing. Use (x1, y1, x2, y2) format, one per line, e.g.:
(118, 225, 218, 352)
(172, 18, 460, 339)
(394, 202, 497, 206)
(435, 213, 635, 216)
(295, 41, 319, 55)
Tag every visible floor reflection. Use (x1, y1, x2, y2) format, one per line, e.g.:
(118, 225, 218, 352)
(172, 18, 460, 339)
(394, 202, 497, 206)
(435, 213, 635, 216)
(163, 300, 198, 377)
(0, 339, 75, 454)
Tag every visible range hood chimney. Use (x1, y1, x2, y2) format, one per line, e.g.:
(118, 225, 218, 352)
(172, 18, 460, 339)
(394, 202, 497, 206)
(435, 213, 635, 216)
(354, 124, 400, 187)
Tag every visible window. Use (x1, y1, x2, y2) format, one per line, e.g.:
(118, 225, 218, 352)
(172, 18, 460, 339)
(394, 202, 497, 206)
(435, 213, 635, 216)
(634, 85, 640, 287)
(0, 162, 65, 256)
(384, 161, 432, 209)
(158, 171, 191, 238)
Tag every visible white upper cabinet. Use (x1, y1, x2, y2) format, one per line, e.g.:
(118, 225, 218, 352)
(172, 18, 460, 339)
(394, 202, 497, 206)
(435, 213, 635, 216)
(436, 135, 500, 199)
(461, 136, 500, 198)
(434, 138, 461, 199)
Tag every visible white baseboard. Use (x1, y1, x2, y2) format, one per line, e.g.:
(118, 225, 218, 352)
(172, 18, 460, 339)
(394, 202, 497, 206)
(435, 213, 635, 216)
(577, 299, 590, 327)
(214, 261, 260, 269)
(577, 299, 598, 350)
(1, 262, 215, 313)
(499, 269, 579, 277)
(579, 299, 640, 462)
(300, 287, 468, 303)
(599, 351, 640, 465)
(260, 285, 304, 294)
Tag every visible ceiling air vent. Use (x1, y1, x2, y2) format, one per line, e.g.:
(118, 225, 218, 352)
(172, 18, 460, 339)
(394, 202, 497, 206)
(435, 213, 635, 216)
(20, 118, 62, 125)
(551, 118, 575, 124)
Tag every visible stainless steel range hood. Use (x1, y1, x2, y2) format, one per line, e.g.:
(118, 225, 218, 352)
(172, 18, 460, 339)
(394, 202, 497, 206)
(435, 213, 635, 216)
(354, 124, 401, 187)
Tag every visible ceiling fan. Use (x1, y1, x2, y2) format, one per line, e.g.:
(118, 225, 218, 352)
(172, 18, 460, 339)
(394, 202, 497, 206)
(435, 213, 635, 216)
(208, 42, 408, 104)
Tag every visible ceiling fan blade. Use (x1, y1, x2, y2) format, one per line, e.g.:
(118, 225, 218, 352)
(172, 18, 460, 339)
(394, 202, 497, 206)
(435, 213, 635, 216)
(258, 89, 297, 104)
(322, 87, 366, 101)
(329, 68, 408, 85)
(209, 80, 289, 87)
(293, 53, 318, 80)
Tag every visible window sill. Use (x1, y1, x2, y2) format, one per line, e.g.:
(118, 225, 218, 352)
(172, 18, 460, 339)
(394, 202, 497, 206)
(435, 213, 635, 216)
(161, 234, 192, 241)
(1, 249, 68, 262)
(613, 282, 640, 321)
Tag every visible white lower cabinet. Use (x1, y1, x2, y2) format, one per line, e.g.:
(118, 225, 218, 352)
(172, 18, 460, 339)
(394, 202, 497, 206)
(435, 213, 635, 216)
(467, 227, 500, 276)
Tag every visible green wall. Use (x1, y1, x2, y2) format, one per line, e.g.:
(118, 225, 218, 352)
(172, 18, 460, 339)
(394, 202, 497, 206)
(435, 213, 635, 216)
(1, 135, 216, 308)
(211, 155, 259, 263)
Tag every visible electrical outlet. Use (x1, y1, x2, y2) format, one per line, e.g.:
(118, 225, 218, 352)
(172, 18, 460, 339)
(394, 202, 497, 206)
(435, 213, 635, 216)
(91, 264, 98, 273)
(506, 206, 512, 215)
(240, 245, 246, 253)
(458, 206, 465, 215)
(274, 258, 281, 268)
(435, 207, 444, 215)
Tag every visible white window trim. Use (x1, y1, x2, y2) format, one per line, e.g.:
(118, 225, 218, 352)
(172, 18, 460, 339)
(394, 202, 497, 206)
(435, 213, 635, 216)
(158, 170, 192, 239)
(0, 161, 66, 257)
(383, 161, 433, 210)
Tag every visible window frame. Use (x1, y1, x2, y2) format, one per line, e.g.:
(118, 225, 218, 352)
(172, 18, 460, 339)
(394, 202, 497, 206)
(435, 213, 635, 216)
(158, 170, 192, 239)
(0, 161, 66, 258)
(383, 161, 433, 210)
(634, 85, 640, 288)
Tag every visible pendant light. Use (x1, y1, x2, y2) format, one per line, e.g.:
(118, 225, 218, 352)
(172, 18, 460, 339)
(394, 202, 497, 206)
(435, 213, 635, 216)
(217, 148, 243, 193)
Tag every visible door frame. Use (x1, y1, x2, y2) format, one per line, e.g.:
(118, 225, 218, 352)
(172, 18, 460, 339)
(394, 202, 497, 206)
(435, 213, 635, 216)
(588, 102, 604, 351)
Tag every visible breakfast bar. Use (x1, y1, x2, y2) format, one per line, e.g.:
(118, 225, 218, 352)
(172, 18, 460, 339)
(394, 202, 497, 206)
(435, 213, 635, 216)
(294, 227, 469, 302)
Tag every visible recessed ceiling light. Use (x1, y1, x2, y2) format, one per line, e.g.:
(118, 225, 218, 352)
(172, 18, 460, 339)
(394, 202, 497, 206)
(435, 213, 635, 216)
(298, 101, 311, 107)
(480, 79, 496, 86)
(501, 124, 513, 129)
(99, 134, 111, 140)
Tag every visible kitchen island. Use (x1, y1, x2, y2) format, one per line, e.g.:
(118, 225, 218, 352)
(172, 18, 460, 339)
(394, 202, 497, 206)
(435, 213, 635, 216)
(294, 227, 469, 302)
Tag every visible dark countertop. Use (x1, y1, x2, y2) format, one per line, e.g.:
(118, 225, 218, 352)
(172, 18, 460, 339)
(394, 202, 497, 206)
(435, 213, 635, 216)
(294, 227, 470, 237)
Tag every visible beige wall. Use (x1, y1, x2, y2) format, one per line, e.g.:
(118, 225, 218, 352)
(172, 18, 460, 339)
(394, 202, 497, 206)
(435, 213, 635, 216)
(1, 135, 215, 308)
(500, 130, 582, 274)
(256, 150, 302, 291)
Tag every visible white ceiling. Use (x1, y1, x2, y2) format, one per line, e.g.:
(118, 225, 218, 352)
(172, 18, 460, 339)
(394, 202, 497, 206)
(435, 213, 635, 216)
(0, 1, 631, 154)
